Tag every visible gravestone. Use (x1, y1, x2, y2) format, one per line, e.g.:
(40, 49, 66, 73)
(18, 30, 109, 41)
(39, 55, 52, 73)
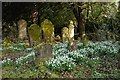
(62, 27, 69, 42)
(18, 19, 27, 40)
(62, 20, 75, 43)
(68, 20, 75, 41)
(3, 38, 12, 46)
(55, 35, 61, 42)
(41, 19, 54, 43)
(35, 43, 53, 58)
(28, 24, 42, 46)
(68, 41, 77, 51)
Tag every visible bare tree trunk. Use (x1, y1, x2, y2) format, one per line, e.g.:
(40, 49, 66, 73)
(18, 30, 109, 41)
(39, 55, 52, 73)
(73, 2, 85, 38)
(26, 24, 32, 47)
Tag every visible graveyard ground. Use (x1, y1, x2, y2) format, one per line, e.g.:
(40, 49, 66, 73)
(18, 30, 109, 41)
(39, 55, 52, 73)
(1, 40, 120, 78)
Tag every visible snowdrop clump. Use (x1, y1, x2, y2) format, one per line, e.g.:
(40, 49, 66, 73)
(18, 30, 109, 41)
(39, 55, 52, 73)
(1, 42, 36, 66)
(3, 42, 26, 52)
(2, 48, 35, 66)
(77, 41, 119, 56)
(67, 50, 85, 63)
(46, 41, 119, 71)
(46, 43, 77, 71)
(15, 50, 35, 65)
(93, 41, 119, 56)
(1, 58, 13, 64)
(46, 54, 76, 71)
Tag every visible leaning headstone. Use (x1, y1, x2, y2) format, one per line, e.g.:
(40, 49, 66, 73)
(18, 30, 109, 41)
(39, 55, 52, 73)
(62, 27, 69, 42)
(41, 19, 54, 43)
(18, 19, 27, 40)
(28, 24, 42, 46)
(68, 20, 74, 41)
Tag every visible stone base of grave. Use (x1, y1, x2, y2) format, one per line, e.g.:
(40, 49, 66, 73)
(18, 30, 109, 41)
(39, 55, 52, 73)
(35, 43, 53, 59)
(68, 41, 78, 52)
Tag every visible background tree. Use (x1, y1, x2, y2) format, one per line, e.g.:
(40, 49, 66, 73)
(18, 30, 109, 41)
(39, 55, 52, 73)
(2, 2, 119, 41)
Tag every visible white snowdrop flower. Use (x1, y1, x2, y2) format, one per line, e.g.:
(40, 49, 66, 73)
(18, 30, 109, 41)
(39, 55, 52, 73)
(26, 48, 33, 51)
(2, 60, 7, 63)
(7, 58, 11, 61)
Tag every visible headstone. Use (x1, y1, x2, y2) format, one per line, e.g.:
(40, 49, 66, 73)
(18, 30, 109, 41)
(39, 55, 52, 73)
(12, 21, 17, 39)
(68, 41, 77, 51)
(62, 27, 69, 42)
(35, 43, 53, 58)
(41, 19, 54, 43)
(62, 20, 75, 43)
(68, 20, 74, 41)
(55, 35, 61, 42)
(3, 38, 12, 46)
(18, 19, 27, 40)
(28, 24, 42, 46)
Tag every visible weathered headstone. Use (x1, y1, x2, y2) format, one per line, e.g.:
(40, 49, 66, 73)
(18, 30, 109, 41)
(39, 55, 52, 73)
(62, 27, 69, 42)
(62, 20, 75, 42)
(3, 38, 12, 46)
(28, 24, 42, 46)
(18, 19, 27, 40)
(35, 43, 53, 58)
(55, 35, 61, 42)
(68, 41, 77, 51)
(41, 19, 54, 43)
(68, 20, 75, 41)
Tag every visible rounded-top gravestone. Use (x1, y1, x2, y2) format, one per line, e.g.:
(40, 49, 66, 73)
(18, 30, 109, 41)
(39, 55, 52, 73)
(41, 19, 54, 43)
(18, 19, 27, 40)
(28, 24, 42, 46)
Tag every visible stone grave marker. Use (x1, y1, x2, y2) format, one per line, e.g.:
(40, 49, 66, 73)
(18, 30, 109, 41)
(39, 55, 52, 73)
(18, 19, 27, 40)
(55, 35, 61, 42)
(35, 43, 53, 58)
(28, 24, 42, 46)
(68, 20, 74, 41)
(62, 27, 69, 42)
(62, 20, 75, 43)
(41, 19, 54, 43)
